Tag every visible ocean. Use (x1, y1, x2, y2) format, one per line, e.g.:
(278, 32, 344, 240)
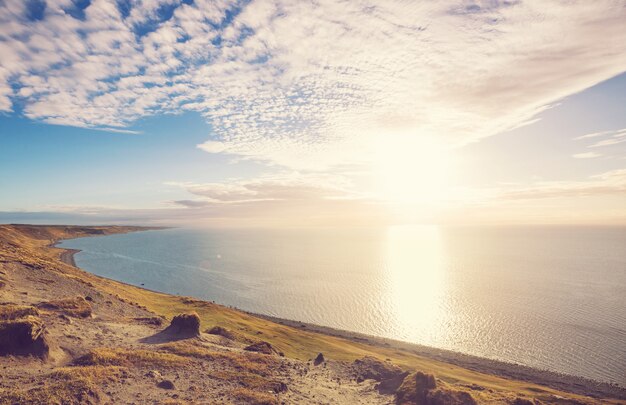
(58, 225, 626, 385)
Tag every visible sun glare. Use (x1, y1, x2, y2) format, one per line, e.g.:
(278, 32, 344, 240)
(373, 134, 451, 205)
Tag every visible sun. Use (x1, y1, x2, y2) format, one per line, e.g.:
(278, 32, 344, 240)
(372, 133, 451, 205)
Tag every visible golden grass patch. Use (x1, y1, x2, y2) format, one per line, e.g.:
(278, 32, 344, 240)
(210, 370, 287, 394)
(0, 366, 123, 405)
(231, 387, 278, 405)
(37, 296, 92, 318)
(51, 365, 127, 383)
(74, 347, 188, 368)
(161, 341, 279, 377)
(0, 304, 39, 320)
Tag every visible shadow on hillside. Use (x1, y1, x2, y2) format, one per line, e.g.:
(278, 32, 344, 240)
(139, 328, 198, 344)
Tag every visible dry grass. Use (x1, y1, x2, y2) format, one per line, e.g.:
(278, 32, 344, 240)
(0, 366, 124, 405)
(51, 365, 127, 382)
(0, 304, 39, 320)
(74, 347, 188, 368)
(161, 341, 279, 377)
(37, 296, 92, 318)
(231, 387, 278, 405)
(206, 325, 258, 344)
(210, 370, 287, 395)
(0, 377, 99, 405)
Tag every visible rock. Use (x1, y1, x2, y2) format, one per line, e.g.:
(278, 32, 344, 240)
(157, 379, 175, 390)
(377, 373, 409, 395)
(395, 371, 436, 405)
(206, 326, 235, 340)
(145, 370, 162, 379)
(462, 384, 485, 391)
(510, 399, 538, 405)
(273, 382, 288, 393)
(353, 356, 405, 381)
(314, 353, 325, 365)
(0, 316, 50, 358)
(134, 317, 164, 326)
(426, 388, 476, 405)
(353, 356, 408, 394)
(244, 341, 279, 355)
(165, 312, 201, 337)
(59, 314, 73, 324)
(84, 295, 94, 302)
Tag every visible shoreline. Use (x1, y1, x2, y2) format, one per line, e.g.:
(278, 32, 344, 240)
(58, 246, 79, 267)
(52, 231, 625, 400)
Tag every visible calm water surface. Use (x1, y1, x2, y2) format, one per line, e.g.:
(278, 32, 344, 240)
(59, 226, 626, 385)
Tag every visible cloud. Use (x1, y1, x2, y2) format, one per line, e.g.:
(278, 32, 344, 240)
(1, 0, 625, 169)
(90, 127, 143, 135)
(168, 172, 360, 204)
(572, 152, 601, 159)
(590, 138, 626, 148)
(574, 127, 626, 157)
(496, 169, 626, 200)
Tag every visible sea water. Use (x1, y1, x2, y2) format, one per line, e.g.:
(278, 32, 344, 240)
(59, 226, 626, 385)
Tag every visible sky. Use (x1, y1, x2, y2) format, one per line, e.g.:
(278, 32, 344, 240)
(0, 0, 625, 227)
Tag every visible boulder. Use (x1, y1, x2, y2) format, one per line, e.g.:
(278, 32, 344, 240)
(426, 388, 476, 405)
(133, 317, 164, 326)
(206, 326, 235, 340)
(314, 352, 325, 365)
(244, 341, 279, 355)
(510, 399, 539, 405)
(157, 379, 176, 390)
(354, 356, 406, 381)
(395, 371, 437, 405)
(353, 356, 408, 394)
(165, 312, 201, 337)
(145, 370, 162, 379)
(0, 316, 50, 358)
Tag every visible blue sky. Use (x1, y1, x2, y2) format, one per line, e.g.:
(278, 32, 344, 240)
(1, 0, 625, 226)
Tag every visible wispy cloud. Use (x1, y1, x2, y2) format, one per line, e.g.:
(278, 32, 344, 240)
(573, 127, 626, 159)
(496, 169, 626, 200)
(1, 0, 625, 169)
(572, 152, 601, 159)
(575, 128, 626, 141)
(167, 172, 360, 205)
(589, 137, 626, 148)
(91, 127, 143, 135)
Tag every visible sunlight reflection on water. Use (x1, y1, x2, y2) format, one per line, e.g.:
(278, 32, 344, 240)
(386, 225, 447, 345)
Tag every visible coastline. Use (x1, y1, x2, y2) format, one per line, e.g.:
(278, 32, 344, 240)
(51, 231, 625, 400)
(58, 247, 79, 267)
